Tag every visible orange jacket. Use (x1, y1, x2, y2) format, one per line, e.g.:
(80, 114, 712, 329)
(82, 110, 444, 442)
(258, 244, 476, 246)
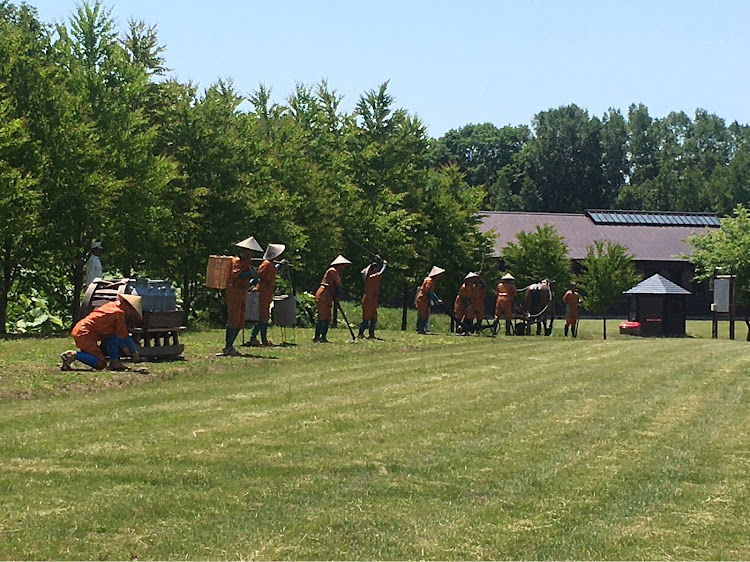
(496, 281, 518, 300)
(256, 259, 277, 322)
(563, 290, 581, 322)
(454, 282, 473, 319)
(72, 300, 129, 341)
(225, 256, 255, 329)
(416, 276, 437, 319)
(471, 280, 486, 319)
(495, 282, 517, 320)
(315, 267, 342, 321)
(361, 267, 384, 321)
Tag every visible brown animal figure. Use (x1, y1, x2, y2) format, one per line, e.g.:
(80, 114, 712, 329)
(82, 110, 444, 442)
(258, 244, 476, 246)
(524, 278, 555, 335)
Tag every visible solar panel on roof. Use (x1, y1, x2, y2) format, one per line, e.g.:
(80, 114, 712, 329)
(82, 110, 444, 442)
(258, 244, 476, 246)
(585, 210, 719, 227)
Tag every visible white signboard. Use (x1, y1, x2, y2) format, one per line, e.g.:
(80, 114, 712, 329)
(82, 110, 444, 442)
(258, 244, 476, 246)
(714, 278, 731, 313)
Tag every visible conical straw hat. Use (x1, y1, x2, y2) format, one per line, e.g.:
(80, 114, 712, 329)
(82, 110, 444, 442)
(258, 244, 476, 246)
(501, 273, 515, 281)
(263, 243, 285, 261)
(119, 294, 142, 319)
(428, 266, 445, 278)
(464, 272, 479, 280)
(330, 255, 352, 266)
(235, 236, 263, 252)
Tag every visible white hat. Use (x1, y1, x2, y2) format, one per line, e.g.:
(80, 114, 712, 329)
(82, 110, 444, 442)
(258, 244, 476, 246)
(91, 241, 103, 250)
(236, 236, 263, 252)
(464, 272, 479, 280)
(119, 294, 143, 319)
(263, 243, 285, 261)
(501, 273, 515, 281)
(330, 255, 352, 266)
(428, 266, 445, 278)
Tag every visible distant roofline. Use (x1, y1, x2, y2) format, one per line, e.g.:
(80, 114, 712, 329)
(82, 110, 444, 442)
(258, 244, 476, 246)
(585, 209, 719, 217)
(478, 210, 584, 217)
(479, 209, 720, 218)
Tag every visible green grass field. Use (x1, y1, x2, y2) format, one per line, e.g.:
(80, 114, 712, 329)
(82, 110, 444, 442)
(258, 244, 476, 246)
(1, 309, 749, 560)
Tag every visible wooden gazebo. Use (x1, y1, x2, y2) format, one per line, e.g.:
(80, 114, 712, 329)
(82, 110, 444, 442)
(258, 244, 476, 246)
(624, 274, 691, 337)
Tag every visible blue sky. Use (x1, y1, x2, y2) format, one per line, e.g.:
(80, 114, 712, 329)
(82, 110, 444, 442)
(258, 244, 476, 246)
(28, 0, 750, 138)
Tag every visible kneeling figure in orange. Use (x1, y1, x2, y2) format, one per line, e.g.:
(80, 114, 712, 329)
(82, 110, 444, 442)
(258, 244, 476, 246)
(60, 294, 143, 372)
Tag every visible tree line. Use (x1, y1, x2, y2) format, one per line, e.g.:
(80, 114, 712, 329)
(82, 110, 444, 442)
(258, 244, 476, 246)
(433, 106, 750, 215)
(0, 1, 491, 333)
(2, 1, 749, 333)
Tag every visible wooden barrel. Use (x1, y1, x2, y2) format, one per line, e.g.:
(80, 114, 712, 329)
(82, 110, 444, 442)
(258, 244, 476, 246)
(206, 255, 234, 289)
(81, 278, 130, 318)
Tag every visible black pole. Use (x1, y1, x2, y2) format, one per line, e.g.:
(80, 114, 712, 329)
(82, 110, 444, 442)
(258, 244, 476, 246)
(402, 282, 409, 331)
(335, 300, 357, 341)
(729, 275, 736, 340)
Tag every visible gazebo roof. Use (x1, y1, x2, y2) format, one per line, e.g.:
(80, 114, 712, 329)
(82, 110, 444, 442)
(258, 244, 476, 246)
(624, 274, 692, 295)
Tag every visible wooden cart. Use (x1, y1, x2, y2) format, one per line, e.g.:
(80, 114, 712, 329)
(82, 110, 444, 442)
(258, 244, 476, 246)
(81, 278, 185, 359)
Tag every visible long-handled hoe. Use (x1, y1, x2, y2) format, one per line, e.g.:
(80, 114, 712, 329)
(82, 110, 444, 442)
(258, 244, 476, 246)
(335, 300, 357, 343)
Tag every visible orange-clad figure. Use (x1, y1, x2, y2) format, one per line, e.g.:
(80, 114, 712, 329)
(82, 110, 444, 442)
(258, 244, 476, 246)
(454, 272, 478, 334)
(495, 272, 518, 336)
(223, 236, 263, 356)
(60, 294, 142, 372)
(249, 243, 286, 347)
(471, 273, 487, 331)
(562, 282, 582, 338)
(314, 255, 352, 343)
(416, 266, 445, 334)
(358, 260, 388, 339)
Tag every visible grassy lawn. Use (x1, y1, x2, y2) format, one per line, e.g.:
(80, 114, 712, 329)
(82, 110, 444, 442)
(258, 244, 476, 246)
(1, 309, 749, 560)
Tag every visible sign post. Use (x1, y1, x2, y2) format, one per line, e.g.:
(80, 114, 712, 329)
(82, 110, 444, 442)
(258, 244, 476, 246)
(713, 274, 737, 340)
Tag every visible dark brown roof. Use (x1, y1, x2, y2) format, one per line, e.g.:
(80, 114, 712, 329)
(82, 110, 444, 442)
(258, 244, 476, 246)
(479, 211, 719, 262)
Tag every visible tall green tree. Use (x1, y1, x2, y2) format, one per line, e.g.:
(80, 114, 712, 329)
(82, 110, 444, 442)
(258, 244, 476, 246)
(431, 122, 531, 209)
(0, 1, 50, 333)
(160, 80, 252, 321)
(40, 1, 175, 322)
(413, 164, 494, 300)
(599, 108, 628, 207)
(688, 204, 750, 340)
(501, 224, 571, 292)
(347, 82, 428, 295)
(526, 104, 606, 212)
(579, 240, 640, 339)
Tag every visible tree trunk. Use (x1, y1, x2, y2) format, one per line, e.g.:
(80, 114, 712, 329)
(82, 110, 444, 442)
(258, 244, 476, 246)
(401, 282, 409, 331)
(603, 314, 607, 340)
(70, 261, 84, 326)
(0, 237, 11, 335)
(181, 274, 191, 327)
